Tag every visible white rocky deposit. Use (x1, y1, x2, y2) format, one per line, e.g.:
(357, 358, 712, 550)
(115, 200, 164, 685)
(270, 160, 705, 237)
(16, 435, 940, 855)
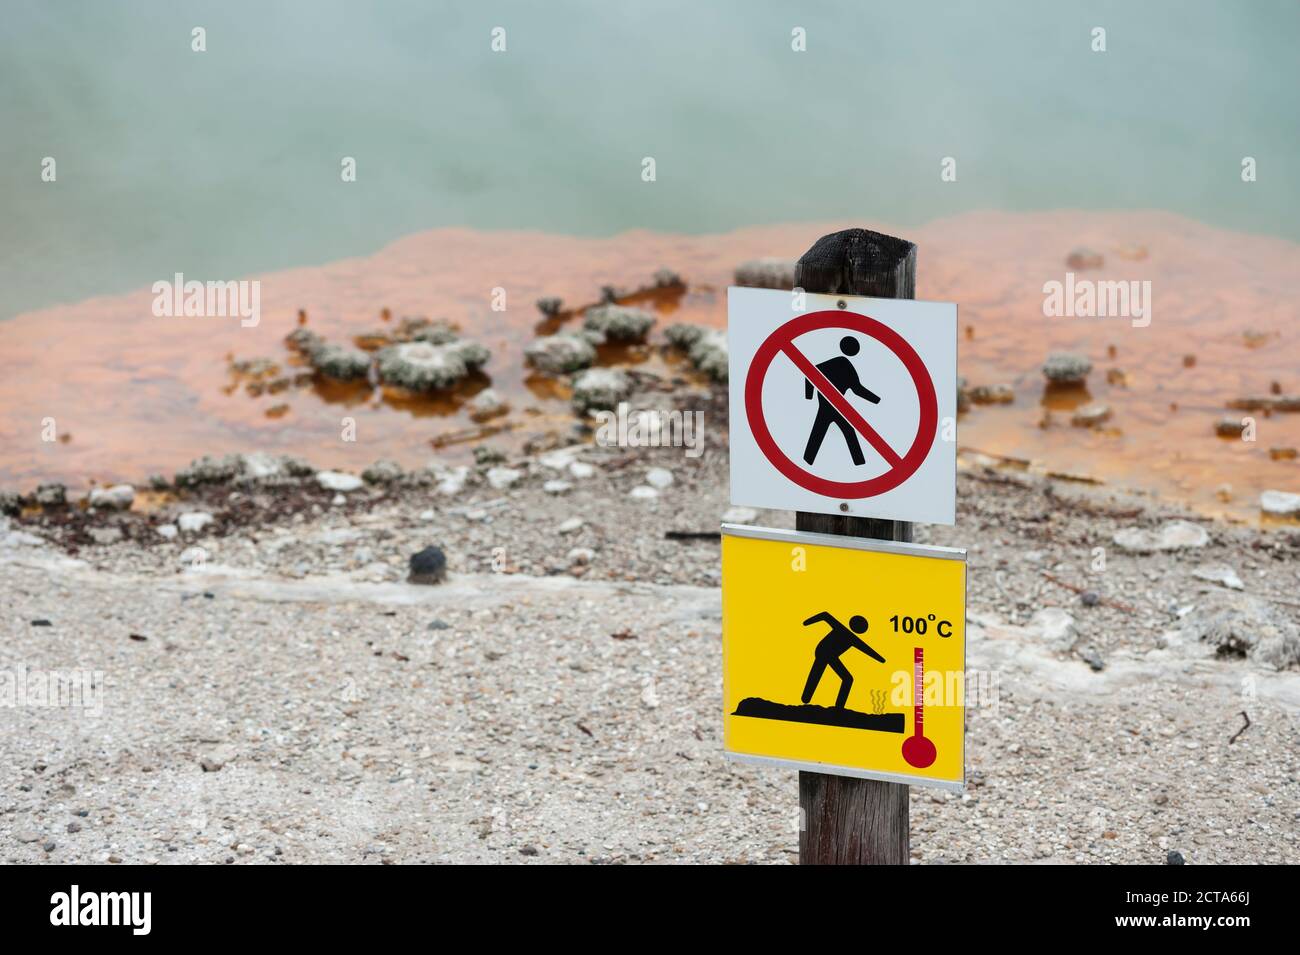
(2, 444, 1298, 864)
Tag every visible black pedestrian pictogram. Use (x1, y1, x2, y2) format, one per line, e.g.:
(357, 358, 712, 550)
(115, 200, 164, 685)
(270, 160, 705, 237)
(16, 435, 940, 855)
(799, 611, 885, 707)
(802, 336, 881, 467)
(732, 608, 902, 733)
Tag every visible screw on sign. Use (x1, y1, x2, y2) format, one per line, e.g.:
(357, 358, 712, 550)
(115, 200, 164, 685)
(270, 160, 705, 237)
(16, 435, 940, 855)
(743, 309, 938, 499)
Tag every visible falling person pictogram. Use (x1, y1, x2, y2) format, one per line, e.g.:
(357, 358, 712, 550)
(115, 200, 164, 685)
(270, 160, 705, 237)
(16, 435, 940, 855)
(801, 336, 880, 466)
(730, 607, 901, 734)
(733, 608, 904, 738)
(800, 611, 886, 707)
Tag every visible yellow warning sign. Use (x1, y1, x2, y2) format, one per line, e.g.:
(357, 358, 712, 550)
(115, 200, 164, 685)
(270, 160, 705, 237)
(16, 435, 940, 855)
(722, 525, 966, 790)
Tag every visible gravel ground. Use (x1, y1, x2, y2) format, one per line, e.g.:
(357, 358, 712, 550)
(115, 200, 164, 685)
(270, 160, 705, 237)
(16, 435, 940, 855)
(3, 413, 1299, 864)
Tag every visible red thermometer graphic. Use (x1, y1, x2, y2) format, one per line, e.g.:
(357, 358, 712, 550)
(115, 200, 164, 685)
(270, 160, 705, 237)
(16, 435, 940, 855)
(901, 646, 937, 769)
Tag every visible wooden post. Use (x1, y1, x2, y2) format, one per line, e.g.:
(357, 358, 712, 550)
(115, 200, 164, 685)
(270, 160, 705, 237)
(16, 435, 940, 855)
(795, 227, 916, 865)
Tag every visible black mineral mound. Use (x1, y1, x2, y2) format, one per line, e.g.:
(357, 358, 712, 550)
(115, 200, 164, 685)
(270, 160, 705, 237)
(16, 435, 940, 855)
(732, 697, 904, 733)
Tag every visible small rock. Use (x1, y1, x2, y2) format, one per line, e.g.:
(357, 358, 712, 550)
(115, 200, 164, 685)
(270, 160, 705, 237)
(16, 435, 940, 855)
(486, 467, 523, 490)
(1042, 352, 1092, 385)
(1071, 404, 1112, 428)
(969, 384, 1015, 405)
(307, 342, 372, 380)
(538, 449, 578, 470)
(34, 482, 67, 507)
(179, 545, 209, 569)
(66, 821, 81, 833)
(428, 619, 451, 631)
(1260, 489, 1300, 518)
(543, 479, 572, 495)
(1192, 563, 1244, 591)
(43, 841, 56, 853)
(524, 334, 597, 374)
(376, 339, 490, 391)
(316, 471, 364, 493)
(666, 325, 728, 382)
(88, 527, 123, 545)
(1028, 607, 1077, 651)
(557, 517, 585, 535)
(15, 830, 41, 843)
(1167, 850, 1185, 865)
(1185, 593, 1300, 669)
(0, 489, 22, 516)
(156, 523, 179, 540)
(1268, 446, 1298, 461)
(174, 453, 242, 487)
(396, 316, 460, 345)
(1080, 590, 1101, 607)
(431, 465, 470, 496)
(640, 679, 661, 709)
(199, 757, 225, 773)
(582, 304, 655, 343)
(535, 296, 563, 317)
(664, 323, 707, 349)
(361, 460, 404, 485)
(734, 258, 797, 290)
(468, 388, 508, 422)
(177, 512, 214, 534)
(1113, 520, 1209, 552)
(567, 547, 595, 566)
(331, 493, 347, 506)
(722, 506, 759, 525)
(519, 845, 540, 857)
(408, 546, 448, 585)
(88, 484, 135, 510)
(1214, 417, 1247, 438)
(1065, 248, 1104, 270)
(1076, 644, 1106, 671)
(652, 267, 683, 288)
(645, 467, 674, 489)
(690, 329, 729, 383)
(571, 367, 633, 413)
(569, 461, 596, 479)
(629, 486, 659, 500)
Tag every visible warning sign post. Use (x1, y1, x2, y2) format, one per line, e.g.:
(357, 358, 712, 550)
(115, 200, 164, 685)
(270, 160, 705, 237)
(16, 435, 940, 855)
(721, 226, 962, 865)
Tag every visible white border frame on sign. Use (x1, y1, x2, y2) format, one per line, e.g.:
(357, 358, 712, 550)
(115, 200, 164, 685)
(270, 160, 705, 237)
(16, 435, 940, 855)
(720, 523, 969, 793)
(727, 288, 959, 525)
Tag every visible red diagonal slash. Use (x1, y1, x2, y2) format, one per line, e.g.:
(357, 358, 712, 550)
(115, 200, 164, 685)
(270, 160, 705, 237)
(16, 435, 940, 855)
(780, 343, 902, 469)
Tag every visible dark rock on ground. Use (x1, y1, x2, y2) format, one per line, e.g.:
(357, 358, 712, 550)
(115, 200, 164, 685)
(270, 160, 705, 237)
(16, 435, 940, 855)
(409, 546, 448, 585)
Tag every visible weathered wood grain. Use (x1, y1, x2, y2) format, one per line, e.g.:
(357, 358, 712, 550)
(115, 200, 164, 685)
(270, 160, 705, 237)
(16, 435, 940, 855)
(794, 226, 916, 866)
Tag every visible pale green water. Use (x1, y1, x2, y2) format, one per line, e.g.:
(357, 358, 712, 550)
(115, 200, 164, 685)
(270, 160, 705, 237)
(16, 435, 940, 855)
(2, 0, 1297, 320)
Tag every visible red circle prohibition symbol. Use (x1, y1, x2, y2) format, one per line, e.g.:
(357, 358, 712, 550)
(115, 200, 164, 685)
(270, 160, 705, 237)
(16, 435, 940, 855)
(743, 309, 938, 499)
